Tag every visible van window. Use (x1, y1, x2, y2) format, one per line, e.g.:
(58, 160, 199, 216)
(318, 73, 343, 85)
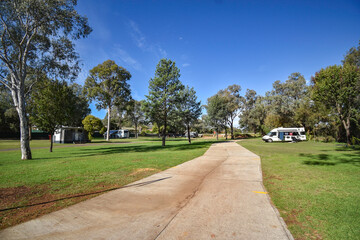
(300, 132, 305, 135)
(267, 132, 276, 136)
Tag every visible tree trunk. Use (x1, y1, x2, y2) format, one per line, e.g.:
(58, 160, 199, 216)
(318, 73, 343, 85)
(230, 120, 234, 140)
(12, 86, 32, 160)
(107, 106, 111, 141)
(216, 128, 219, 140)
(135, 123, 138, 138)
(162, 122, 166, 147)
(29, 124, 32, 141)
(50, 134, 53, 152)
(225, 127, 228, 140)
(187, 124, 191, 144)
(342, 117, 351, 145)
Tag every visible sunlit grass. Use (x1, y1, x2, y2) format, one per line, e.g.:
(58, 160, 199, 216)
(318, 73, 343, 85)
(239, 139, 360, 240)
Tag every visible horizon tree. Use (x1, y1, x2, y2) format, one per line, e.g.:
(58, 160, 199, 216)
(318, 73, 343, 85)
(83, 60, 131, 141)
(218, 84, 242, 139)
(177, 86, 202, 144)
(126, 99, 146, 138)
(0, 0, 91, 159)
(205, 94, 227, 140)
(144, 59, 184, 146)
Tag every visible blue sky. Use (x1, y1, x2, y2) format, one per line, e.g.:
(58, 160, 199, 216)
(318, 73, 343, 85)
(74, 0, 360, 119)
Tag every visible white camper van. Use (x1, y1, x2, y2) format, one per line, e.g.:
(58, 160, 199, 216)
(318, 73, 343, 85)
(262, 127, 306, 142)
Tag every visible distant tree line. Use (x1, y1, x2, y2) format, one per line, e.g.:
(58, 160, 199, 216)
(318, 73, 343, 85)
(204, 41, 359, 145)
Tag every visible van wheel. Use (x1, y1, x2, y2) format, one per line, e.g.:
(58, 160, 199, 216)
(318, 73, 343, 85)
(268, 139, 273, 143)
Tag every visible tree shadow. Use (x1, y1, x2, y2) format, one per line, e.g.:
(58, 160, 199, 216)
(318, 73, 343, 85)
(299, 152, 360, 166)
(66, 140, 218, 159)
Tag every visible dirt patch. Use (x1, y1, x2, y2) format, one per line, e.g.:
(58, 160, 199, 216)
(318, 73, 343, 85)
(266, 174, 283, 181)
(0, 185, 106, 230)
(128, 168, 159, 176)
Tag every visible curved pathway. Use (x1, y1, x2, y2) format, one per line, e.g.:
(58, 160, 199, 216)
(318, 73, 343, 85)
(0, 141, 293, 240)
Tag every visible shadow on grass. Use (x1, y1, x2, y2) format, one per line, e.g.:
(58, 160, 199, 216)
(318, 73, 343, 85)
(299, 152, 360, 166)
(27, 140, 219, 161)
(77, 140, 218, 158)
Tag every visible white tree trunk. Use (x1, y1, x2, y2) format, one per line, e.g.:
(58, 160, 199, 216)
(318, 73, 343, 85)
(107, 106, 111, 141)
(11, 84, 32, 159)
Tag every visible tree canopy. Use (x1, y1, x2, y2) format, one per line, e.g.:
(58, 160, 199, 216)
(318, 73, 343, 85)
(311, 64, 360, 144)
(84, 60, 131, 141)
(144, 58, 184, 146)
(29, 78, 89, 152)
(177, 86, 202, 143)
(0, 0, 91, 159)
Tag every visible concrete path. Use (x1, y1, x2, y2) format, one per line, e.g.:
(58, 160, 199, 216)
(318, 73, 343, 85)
(0, 141, 293, 240)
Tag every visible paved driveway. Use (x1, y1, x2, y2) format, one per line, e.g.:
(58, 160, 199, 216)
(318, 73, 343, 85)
(0, 141, 293, 240)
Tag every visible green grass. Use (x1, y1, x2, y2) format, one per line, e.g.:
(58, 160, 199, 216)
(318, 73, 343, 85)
(0, 137, 162, 150)
(239, 139, 360, 240)
(0, 138, 216, 229)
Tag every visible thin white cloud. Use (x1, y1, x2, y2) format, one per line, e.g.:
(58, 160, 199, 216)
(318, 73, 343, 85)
(182, 63, 190, 67)
(129, 20, 146, 49)
(113, 45, 142, 71)
(128, 20, 167, 58)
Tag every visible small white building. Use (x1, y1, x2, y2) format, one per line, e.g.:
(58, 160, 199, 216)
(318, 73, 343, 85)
(53, 126, 89, 143)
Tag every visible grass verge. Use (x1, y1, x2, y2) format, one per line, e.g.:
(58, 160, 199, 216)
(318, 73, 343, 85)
(239, 139, 360, 240)
(0, 139, 216, 229)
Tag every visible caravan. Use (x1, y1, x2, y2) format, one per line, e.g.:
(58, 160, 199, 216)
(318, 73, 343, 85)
(262, 127, 306, 142)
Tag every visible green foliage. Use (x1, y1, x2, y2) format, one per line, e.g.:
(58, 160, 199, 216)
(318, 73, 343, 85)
(217, 84, 243, 139)
(125, 100, 146, 137)
(0, 0, 91, 159)
(204, 94, 228, 138)
(177, 86, 202, 142)
(144, 59, 184, 146)
(29, 79, 86, 135)
(311, 64, 360, 144)
(83, 60, 132, 140)
(342, 40, 360, 67)
(82, 115, 103, 140)
(239, 89, 267, 134)
(29, 78, 89, 151)
(265, 72, 309, 128)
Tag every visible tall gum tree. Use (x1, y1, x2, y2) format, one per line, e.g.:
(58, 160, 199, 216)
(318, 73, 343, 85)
(218, 84, 242, 139)
(144, 59, 184, 146)
(311, 64, 360, 145)
(0, 0, 91, 159)
(83, 60, 131, 141)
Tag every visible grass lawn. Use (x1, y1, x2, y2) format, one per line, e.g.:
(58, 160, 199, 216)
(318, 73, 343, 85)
(0, 136, 164, 150)
(0, 138, 216, 229)
(239, 139, 360, 240)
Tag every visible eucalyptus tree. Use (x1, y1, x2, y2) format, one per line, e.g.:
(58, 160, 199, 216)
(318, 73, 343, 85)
(239, 89, 258, 133)
(217, 84, 242, 139)
(126, 100, 146, 138)
(265, 73, 308, 127)
(205, 94, 227, 140)
(177, 86, 202, 144)
(311, 64, 360, 145)
(144, 59, 184, 146)
(84, 60, 131, 141)
(0, 0, 91, 159)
